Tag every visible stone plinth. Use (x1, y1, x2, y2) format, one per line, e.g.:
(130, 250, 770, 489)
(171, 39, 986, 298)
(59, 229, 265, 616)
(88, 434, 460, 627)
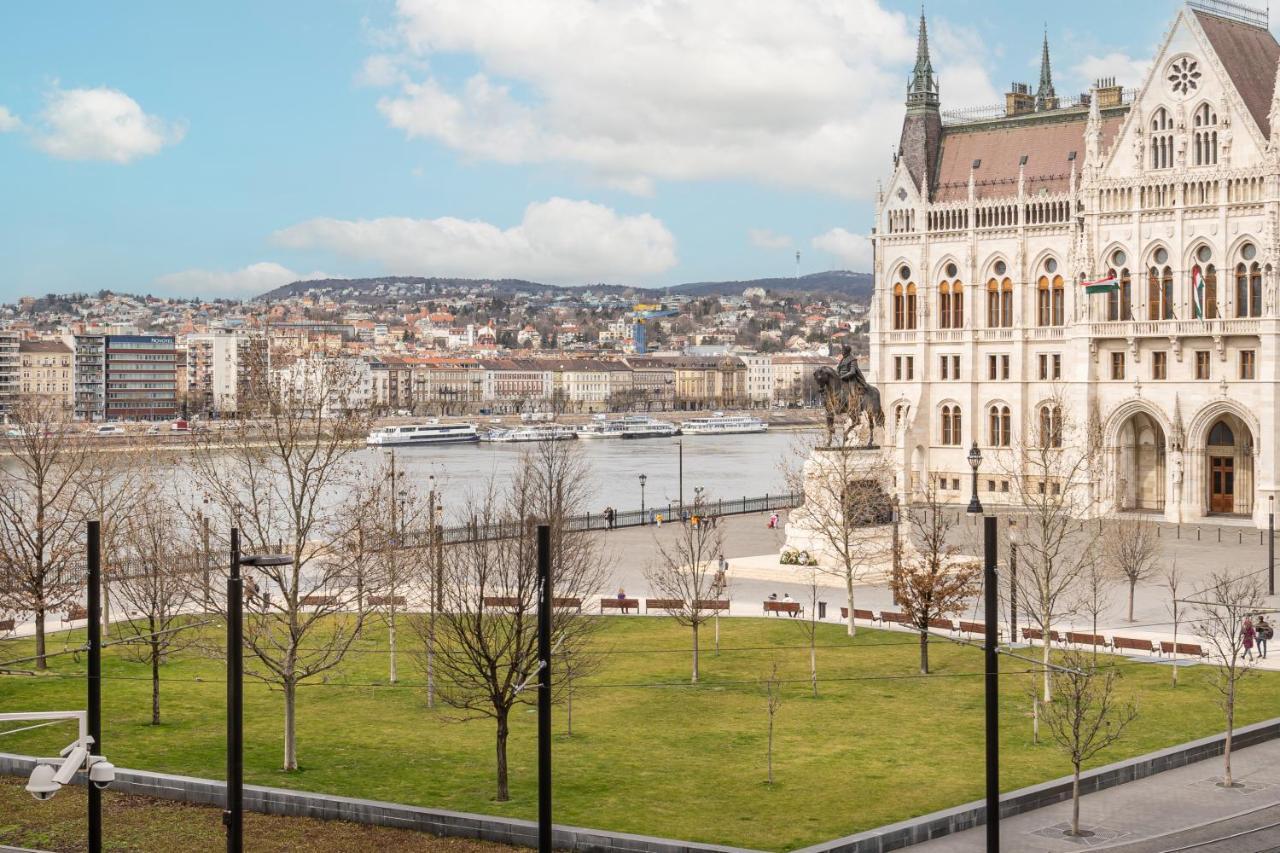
(783, 445, 898, 570)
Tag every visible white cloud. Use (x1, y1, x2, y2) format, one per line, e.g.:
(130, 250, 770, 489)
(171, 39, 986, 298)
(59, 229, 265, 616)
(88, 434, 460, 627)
(931, 21, 1002, 109)
(0, 107, 22, 133)
(272, 197, 677, 284)
(372, 0, 997, 198)
(749, 228, 793, 250)
(1068, 52, 1152, 93)
(812, 228, 872, 271)
(34, 86, 185, 163)
(156, 262, 328, 298)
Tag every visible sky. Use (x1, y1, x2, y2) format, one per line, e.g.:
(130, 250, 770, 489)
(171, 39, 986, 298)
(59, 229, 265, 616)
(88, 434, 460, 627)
(0, 0, 1215, 301)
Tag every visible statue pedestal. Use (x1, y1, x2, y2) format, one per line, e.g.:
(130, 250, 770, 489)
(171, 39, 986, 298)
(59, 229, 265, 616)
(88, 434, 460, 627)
(783, 445, 899, 571)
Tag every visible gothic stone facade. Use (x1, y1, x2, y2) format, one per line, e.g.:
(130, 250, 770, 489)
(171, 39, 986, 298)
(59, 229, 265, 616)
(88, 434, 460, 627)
(872, 4, 1280, 527)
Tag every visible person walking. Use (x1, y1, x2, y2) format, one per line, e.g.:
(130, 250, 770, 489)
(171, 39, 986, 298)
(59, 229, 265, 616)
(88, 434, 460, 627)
(1259, 616, 1273, 659)
(1242, 616, 1257, 661)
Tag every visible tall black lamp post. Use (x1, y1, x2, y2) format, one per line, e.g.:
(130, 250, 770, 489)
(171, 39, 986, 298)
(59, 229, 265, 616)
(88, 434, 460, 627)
(967, 441, 984, 515)
(225, 531, 291, 853)
(639, 474, 647, 522)
(1269, 495, 1275, 596)
(1008, 518, 1019, 642)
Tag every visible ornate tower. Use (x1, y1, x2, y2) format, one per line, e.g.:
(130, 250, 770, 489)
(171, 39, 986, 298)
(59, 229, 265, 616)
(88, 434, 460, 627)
(898, 10, 942, 194)
(1035, 30, 1058, 111)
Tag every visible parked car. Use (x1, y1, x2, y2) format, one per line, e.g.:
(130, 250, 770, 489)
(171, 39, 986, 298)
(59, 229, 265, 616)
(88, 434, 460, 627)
(89, 425, 126, 437)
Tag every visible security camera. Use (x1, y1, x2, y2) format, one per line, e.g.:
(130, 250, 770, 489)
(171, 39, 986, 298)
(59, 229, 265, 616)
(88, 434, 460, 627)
(88, 760, 115, 789)
(25, 764, 60, 801)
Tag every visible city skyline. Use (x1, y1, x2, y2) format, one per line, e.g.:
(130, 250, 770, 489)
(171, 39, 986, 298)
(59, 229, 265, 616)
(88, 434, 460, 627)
(1, 0, 1190, 301)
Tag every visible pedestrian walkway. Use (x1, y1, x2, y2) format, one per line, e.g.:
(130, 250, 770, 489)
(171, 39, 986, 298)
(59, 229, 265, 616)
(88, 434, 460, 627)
(908, 737, 1280, 852)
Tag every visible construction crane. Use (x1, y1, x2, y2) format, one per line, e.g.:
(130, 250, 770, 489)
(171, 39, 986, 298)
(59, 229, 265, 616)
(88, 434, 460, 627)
(630, 303, 678, 353)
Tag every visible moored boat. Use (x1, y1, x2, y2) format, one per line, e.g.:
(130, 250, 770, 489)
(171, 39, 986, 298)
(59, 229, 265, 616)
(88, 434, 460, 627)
(678, 413, 768, 435)
(366, 422, 479, 446)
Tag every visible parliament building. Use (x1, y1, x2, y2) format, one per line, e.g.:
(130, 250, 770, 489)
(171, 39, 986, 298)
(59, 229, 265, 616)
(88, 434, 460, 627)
(872, 0, 1280, 526)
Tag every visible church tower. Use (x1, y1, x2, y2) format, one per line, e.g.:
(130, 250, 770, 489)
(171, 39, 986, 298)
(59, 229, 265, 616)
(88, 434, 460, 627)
(1035, 29, 1058, 111)
(897, 10, 942, 195)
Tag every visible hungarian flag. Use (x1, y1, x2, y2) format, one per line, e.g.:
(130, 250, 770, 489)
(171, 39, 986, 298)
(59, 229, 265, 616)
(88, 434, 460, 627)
(1082, 274, 1118, 295)
(1192, 265, 1205, 319)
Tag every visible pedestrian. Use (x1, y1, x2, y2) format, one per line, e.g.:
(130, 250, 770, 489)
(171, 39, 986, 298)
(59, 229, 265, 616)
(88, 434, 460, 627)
(718, 553, 729, 575)
(1242, 616, 1257, 661)
(767, 512, 779, 529)
(656, 512, 663, 527)
(616, 586, 630, 614)
(782, 592, 796, 617)
(604, 506, 614, 529)
(1259, 616, 1274, 659)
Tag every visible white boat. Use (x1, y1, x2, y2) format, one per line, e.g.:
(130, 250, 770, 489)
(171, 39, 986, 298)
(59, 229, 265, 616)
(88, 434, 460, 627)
(366, 422, 479, 446)
(482, 424, 577, 443)
(678, 414, 768, 435)
(618, 416, 680, 439)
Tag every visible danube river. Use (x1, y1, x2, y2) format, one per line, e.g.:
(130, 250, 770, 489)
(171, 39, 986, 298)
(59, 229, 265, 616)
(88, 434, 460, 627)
(362, 430, 812, 515)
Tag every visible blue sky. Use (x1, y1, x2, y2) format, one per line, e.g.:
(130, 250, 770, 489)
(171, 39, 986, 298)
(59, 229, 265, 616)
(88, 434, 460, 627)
(0, 1, 1204, 300)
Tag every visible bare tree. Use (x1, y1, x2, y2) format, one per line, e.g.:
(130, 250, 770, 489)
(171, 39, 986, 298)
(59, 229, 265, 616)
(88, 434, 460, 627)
(186, 355, 377, 771)
(1165, 560, 1183, 688)
(78, 443, 149, 637)
(1075, 560, 1113, 662)
(1036, 649, 1138, 837)
(890, 479, 981, 674)
(0, 396, 92, 669)
(783, 434, 893, 637)
(1002, 390, 1106, 701)
(421, 441, 606, 801)
(114, 500, 196, 725)
(762, 660, 783, 785)
(1105, 517, 1160, 623)
(791, 567, 823, 696)
(1192, 571, 1266, 787)
(645, 495, 724, 683)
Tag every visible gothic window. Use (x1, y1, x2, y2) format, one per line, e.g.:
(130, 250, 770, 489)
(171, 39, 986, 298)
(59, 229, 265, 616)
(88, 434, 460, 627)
(905, 283, 918, 329)
(1167, 57, 1201, 96)
(940, 405, 962, 446)
(1039, 405, 1062, 449)
(1036, 264, 1065, 327)
(1107, 267, 1132, 321)
(939, 282, 950, 328)
(939, 266, 963, 329)
(1193, 103, 1218, 166)
(987, 275, 1013, 328)
(1150, 108, 1173, 170)
(1236, 256, 1262, 318)
(1208, 420, 1234, 447)
(1148, 265, 1173, 320)
(988, 404, 1011, 447)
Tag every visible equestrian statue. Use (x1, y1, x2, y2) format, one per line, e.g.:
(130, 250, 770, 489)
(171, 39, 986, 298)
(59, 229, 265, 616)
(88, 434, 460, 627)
(813, 344, 884, 448)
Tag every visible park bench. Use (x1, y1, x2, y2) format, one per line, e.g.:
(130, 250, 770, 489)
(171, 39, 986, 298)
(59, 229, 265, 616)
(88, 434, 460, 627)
(554, 597, 583, 611)
(698, 600, 730, 612)
(600, 598, 639, 613)
(1112, 635, 1157, 655)
(645, 598, 684, 612)
(839, 607, 878, 622)
(928, 617, 957, 632)
(1159, 640, 1208, 658)
(484, 596, 583, 610)
(878, 610, 909, 626)
(1065, 632, 1108, 648)
(959, 620, 989, 637)
(0, 619, 14, 632)
(1021, 627, 1062, 643)
(367, 595, 407, 607)
(300, 595, 336, 608)
(763, 601, 802, 617)
(66, 606, 87, 622)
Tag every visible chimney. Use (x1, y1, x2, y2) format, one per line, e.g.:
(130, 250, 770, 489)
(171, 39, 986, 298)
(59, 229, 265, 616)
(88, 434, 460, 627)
(1094, 76, 1123, 109)
(1006, 82, 1034, 117)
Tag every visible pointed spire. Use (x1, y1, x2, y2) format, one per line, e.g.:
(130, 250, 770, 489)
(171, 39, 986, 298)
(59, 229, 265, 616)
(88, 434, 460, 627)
(1036, 27, 1058, 111)
(907, 6, 939, 112)
(1085, 84, 1103, 168)
(1269, 58, 1280, 147)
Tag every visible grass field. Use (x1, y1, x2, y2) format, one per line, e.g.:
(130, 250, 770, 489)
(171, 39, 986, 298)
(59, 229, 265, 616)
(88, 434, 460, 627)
(0, 616, 1275, 851)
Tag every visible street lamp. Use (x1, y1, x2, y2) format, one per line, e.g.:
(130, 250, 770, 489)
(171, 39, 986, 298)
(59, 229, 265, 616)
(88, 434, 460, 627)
(1270, 495, 1275, 596)
(1008, 518, 1020, 643)
(226, 532, 290, 853)
(967, 441, 984, 515)
(639, 474, 647, 522)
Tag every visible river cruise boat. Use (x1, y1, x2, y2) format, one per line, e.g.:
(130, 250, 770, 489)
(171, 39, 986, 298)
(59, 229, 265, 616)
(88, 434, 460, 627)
(366, 422, 479, 446)
(678, 414, 768, 435)
(481, 424, 577, 443)
(575, 415, 679, 439)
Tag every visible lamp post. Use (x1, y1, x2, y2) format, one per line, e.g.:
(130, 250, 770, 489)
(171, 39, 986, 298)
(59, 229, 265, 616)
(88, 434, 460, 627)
(1270, 495, 1275, 597)
(87, 520, 102, 853)
(967, 441, 984, 515)
(225, 532, 290, 853)
(982, 514, 1000, 853)
(639, 474, 647, 522)
(677, 440, 684, 512)
(1008, 518, 1020, 642)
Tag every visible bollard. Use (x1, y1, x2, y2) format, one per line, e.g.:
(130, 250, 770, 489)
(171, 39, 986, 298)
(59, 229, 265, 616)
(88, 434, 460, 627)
(1239, 531, 1243, 545)
(1218, 528, 1221, 543)
(1158, 525, 1161, 538)
(1197, 527, 1201, 541)
(1177, 524, 1181, 539)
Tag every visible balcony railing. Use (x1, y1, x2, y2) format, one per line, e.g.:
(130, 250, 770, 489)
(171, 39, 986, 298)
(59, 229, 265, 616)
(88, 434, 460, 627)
(1090, 318, 1262, 338)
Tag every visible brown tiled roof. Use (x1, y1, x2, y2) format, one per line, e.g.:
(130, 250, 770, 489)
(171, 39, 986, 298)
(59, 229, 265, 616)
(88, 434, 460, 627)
(934, 111, 1124, 202)
(1193, 10, 1280, 138)
(19, 341, 72, 354)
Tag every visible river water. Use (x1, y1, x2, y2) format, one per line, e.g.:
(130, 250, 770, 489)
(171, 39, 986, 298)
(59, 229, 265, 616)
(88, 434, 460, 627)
(363, 430, 812, 516)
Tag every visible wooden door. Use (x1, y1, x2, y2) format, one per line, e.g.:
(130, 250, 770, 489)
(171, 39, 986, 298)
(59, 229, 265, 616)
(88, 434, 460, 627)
(1210, 457, 1235, 514)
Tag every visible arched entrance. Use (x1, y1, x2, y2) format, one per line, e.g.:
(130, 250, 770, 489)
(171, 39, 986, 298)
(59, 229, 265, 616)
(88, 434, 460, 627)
(1117, 413, 1166, 511)
(1205, 415, 1254, 515)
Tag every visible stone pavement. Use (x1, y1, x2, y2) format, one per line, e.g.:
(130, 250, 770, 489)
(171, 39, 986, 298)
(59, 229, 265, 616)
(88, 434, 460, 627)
(908, 737, 1280, 852)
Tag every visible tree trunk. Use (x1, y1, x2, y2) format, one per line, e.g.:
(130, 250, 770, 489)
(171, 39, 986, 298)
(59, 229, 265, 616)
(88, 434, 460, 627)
(845, 573, 856, 637)
(1224, 684, 1235, 786)
(714, 612, 720, 656)
(1171, 616, 1179, 687)
(150, 637, 161, 726)
(691, 621, 700, 683)
(1071, 764, 1081, 835)
(919, 629, 930, 675)
(1128, 579, 1136, 622)
(34, 609, 46, 671)
(1042, 609, 1053, 701)
(101, 570, 111, 638)
(566, 682, 574, 736)
(388, 611, 397, 684)
(495, 708, 511, 802)
(809, 639, 818, 697)
(766, 713, 774, 785)
(426, 610, 436, 709)
(283, 678, 298, 771)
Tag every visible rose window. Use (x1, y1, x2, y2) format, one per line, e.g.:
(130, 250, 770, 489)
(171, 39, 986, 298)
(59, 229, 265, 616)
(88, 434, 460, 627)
(1167, 57, 1201, 95)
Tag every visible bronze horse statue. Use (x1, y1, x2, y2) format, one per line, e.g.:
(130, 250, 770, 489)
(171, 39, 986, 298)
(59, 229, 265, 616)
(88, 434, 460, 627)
(813, 365, 884, 448)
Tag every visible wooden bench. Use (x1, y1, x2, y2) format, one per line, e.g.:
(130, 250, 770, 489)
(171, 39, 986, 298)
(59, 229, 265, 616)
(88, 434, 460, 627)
(763, 601, 802, 617)
(1112, 635, 1157, 655)
(1065, 631, 1108, 648)
(0, 619, 14, 632)
(600, 598, 639, 613)
(301, 595, 336, 607)
(486, 596, 582, 610)
(1022, 627, 1062, 643)
(879, 610, 909, 626)
(66, 606, 88, 622)
(839, 607, 878, 622)
(697, 599, 730, 612)
(1160, 640, 1208, 658)
(928, 617, 957, 632)
(368, 595, 407, 607)
(959, 620, 986, 636)
(645, 598, 729, 613)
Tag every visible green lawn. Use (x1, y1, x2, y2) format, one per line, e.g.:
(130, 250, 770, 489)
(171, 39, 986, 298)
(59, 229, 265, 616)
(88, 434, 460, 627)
(0, 617, 1273, 851)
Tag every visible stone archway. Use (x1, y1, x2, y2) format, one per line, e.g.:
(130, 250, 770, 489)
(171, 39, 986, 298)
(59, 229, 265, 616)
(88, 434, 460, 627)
(1117, 412, 1167, 512)
(1203, 414, 1254, 515)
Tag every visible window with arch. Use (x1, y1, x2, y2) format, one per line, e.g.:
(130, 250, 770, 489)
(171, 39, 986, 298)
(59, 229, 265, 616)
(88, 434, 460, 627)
(1150, 108, 1173, 170)
(988, 404, 1011, 447)
(1193, 103, 1218, 166)
(940, 404, 962, 446)
(1147, 256, 1173, 320)
(1235, 243, 1261, 318)
(1038, 405, 1062, 448)
(1037, 259, 1064, 326)
(890, 265, 917, 330)
(938, 262, 964, 329)
(1191, 245, 1217, 319)
(1105, 250, 1132, 321)
(986, 262, 1013, 327)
